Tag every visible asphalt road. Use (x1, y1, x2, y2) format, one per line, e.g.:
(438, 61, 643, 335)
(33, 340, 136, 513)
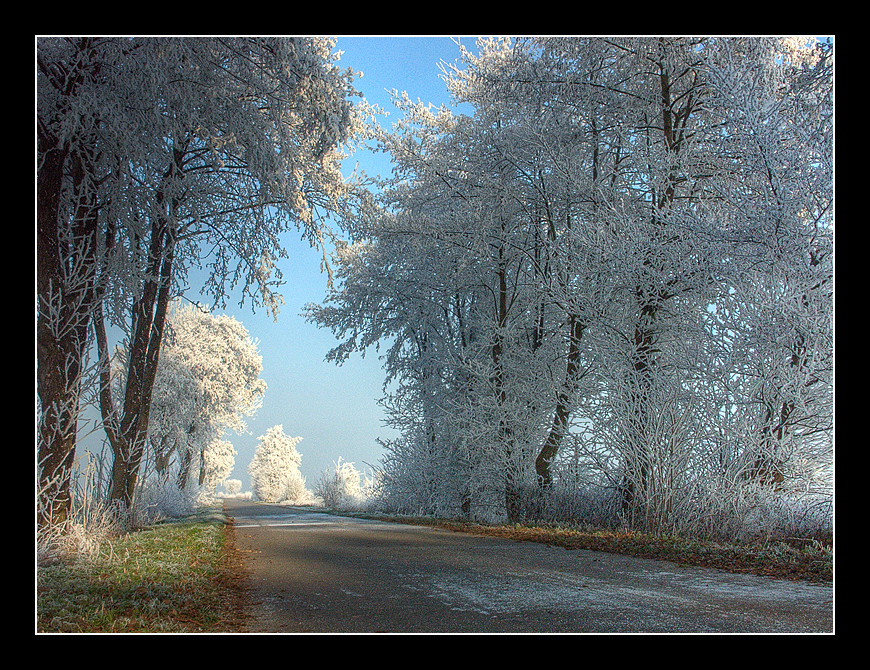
(223, 499, 834, 634)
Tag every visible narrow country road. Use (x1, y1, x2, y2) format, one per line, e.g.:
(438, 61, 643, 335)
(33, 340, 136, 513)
(223, 499, 833, 634)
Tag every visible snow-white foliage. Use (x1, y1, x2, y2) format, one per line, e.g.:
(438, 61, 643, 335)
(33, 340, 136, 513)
(315, 458, 374, 511)
(223, 479, 242, 495)
(308, 37, 833, 540)
(201, 438, 237, 491)
(248, 425, 313, 503)
(215, 479, 253, 500)
(38, 36, 365, 321)
(146, 302, 264, 491)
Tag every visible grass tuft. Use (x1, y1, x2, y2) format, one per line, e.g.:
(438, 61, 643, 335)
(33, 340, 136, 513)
(37, 508, 247, 633)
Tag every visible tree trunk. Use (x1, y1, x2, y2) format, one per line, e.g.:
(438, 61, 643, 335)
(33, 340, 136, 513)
(37, 136, 74, 526)
(622, 298, 659, 524)
(177, 448, 193, 491)
(493, 245, 523, 523)
(108, 241, 174, 511)
(36, 132, 101, 526)
(535, 314, 585, 489)
(97, 199, 177, 513)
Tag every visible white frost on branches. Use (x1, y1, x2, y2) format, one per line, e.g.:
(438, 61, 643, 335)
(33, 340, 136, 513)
(315, 458, 374, 511)
(308, 36, 833, 539)
(201, 438, 237, 492)
(222, 479, 243, 496)
(37, 36, 369, 521)
(146, 301, 266, 491)
(248, 425, 312, 504)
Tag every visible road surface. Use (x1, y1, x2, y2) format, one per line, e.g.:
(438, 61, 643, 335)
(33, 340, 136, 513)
(224, 499, 833, 634)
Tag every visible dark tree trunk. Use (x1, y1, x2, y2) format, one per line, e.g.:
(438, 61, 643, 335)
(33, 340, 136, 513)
(107, 228, 175, 512)
(36, 132, 101, 526)
(535, 314, 585, 489)
(97, 176, 178, 514)
(37, 134, 74, 526)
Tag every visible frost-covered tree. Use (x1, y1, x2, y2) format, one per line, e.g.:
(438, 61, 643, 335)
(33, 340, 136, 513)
(248, 425, 309, 503)
(310, 79, 561, 520)
(687, 37, 834, 497)
(223, 479, 242, 496)
(37, 37, 130, 525)
(35, 36, 364, 518)
(309, 36, 832, 536)
(200, 438, 237, 492)
(145, 302, 265, 491)
(311, 38, 628, 521)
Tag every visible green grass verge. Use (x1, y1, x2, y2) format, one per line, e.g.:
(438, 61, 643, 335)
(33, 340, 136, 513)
(37, 509, 246, 633)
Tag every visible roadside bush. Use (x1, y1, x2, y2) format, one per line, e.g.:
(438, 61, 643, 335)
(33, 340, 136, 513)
(315, 458, 373, 511)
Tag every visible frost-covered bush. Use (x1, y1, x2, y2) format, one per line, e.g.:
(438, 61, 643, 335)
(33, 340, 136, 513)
(284, 466, 317, 505)
(37, 454, 124, 564)
(315, 458, 373, 511)
(683, 485, 834, 544)
(248, 425, 314, 503)
(515, 482, 623, 529)
(215, 479, 253, 499)
(134, 476, 201, 525)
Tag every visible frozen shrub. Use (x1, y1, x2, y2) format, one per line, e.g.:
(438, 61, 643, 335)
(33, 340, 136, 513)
(135, 476, 200, 524)
(315, 458, 373, 511)
(37, 453, 128, 564)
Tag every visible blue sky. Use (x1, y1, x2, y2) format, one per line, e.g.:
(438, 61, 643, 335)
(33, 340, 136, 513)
(213, 36, 476, 491)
